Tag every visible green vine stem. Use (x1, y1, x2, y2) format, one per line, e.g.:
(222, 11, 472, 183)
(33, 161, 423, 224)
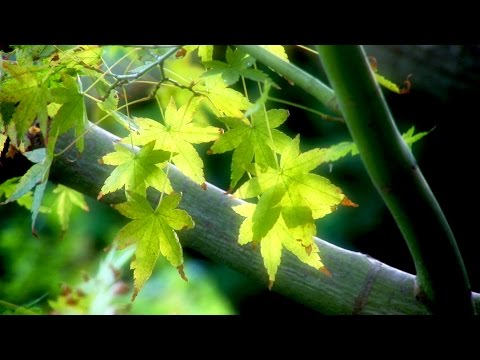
(237, 45, 340, 115)
(317, 45, 474, 314)
(50, 123, 480, 314)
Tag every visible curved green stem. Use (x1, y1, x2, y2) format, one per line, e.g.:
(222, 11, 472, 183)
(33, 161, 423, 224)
(237, 45, 340, 115)
(317, 45, 474, 314)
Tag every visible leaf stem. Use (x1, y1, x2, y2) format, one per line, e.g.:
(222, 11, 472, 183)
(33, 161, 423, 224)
(254, 65, 280, 170)
(156, 94, 196, 211)
(267, 96, 344, 123)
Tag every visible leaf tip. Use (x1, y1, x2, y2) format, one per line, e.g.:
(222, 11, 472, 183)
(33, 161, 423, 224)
(98, 158, 104, 165)
(176, 48, 187, 58)
(341, 197, 359, 208)
(131, 288, 139, 302)
(177, 265, 189, 282)
(201, 183, 207, 191)
(400, 74, 413, 94)
(206, 149, 214, 155)
(268, 280, 274, 291)
(31, 228, 39, 239)
(97, 192, 104, 201)
(319, 266, 332, 278)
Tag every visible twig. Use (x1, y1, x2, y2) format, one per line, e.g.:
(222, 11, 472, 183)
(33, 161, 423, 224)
(101, 46, 181, 101)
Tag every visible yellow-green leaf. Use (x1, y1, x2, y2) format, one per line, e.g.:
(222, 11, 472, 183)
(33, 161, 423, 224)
(322, 126, 429, 163)
(99, 141, 172, 199)
(113, 192, 194, 300)
(50, 75, 87, 153)
(185, 45, 214, 62)
(233, 201, 325, 286)
(261, 45, 290, 63)
(194, 75, 251, 118)
(234, 136, 345, 240)
(210, 109, 291, 188)
(52, 185, 90, 232)
(0, 62, 50, 144)
(122, 97, 220, 185)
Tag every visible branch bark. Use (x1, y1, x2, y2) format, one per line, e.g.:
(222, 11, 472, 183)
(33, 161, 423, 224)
(317, 45, 474, 314)
(49, 123, 480, 314)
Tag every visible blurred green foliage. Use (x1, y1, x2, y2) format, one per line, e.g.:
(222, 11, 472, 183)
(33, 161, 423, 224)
(0, 186, 238, 314)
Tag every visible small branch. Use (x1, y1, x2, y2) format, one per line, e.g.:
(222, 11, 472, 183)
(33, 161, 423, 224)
(48, 123, 480, 314)
(101, 46, 181, 101)
(237, 45, 341, 116)
(317, 45, 474, 314)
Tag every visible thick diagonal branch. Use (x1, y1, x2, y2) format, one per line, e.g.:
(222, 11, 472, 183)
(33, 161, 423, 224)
(237, 45, 341, 116)
(49, 123, 480, 314)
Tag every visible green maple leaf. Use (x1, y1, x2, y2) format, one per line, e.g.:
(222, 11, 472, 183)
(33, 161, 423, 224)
(193, 75, 252, 118)
(402, 126, 430, 148)
(99, 141, 173, 199)
(49, 74, 88, 153)
(261, 45, 290, 63)
(113, 192, 194, 300)
(0, 148, 52, 233)
(322, 126, 430, 163)
(56, 45, 103, 77)
(0, 62, 50, 144)
(0, 122, 7, 151)
(235, 135, 345, 241)
(122, 97, 220, 186)
(51, 185, 90, 232)
(0, 177, 34, 210)
(232, 202, 326, 287)
(203, 46, 269, 86)
(184, 45, 214, 62)
(209, 109, 292, 189)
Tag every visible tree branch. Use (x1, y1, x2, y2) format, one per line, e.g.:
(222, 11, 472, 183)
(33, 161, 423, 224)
(237, 45, 341, 116)
(317, 45, 474, 314)
(49, 123, 480, 314)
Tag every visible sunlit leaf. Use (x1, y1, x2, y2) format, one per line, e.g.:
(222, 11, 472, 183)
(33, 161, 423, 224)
(99, 141, 173, 199)
(122, 97, 220, 186)
(210, 109, 291, 189)
(113, 192, 194, 300)
(51, 185, 90, 232)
